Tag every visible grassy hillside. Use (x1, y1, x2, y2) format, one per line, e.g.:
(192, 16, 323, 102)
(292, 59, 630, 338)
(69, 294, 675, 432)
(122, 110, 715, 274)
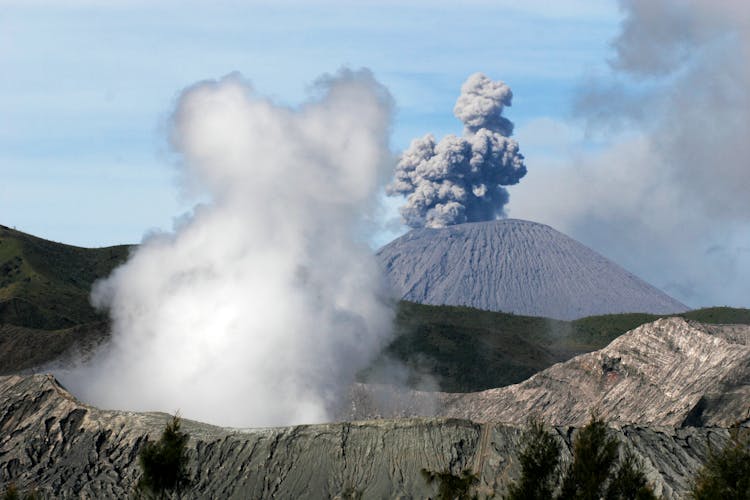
(0, 322, 109, 374)
(380, 302, 750, 392)
(377, 302, 566, 391)
(0, 224, 130, 329)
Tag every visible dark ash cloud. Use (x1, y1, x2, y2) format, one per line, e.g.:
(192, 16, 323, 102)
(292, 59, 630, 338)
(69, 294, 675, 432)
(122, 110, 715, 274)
(388, 73, 526, 229)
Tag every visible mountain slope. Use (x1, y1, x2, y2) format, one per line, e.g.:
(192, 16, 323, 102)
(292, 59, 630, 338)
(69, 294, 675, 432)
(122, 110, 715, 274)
(347, 318, 750, 427)
(378, 302, 750, 392)
(0, 322, 109, 374)
(377, 219, 687, 320)
(0, 224, 130, 329)
(441, 317, 750, 426)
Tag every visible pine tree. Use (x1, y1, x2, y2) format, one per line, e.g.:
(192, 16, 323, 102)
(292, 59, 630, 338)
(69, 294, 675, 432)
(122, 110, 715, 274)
(558, 414, 620, 500)
(505, 414, 659, 499)
(606, 448, 658, 500)
(506, 418, 562, 500)
(137, 414, 191, 499)
(691, 428, 750, 500)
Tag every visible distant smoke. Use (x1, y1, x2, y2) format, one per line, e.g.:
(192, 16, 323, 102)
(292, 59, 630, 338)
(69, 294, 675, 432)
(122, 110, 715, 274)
(584, 0, 750, 221)
(388, 73, 526, 228)
(63, 69, 396, 427)
(511, 0, 750, 308)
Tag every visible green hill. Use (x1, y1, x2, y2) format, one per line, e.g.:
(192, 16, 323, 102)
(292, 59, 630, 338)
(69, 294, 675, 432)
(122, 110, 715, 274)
(376, 302, 750, 392)
(0, 224, 129, 372)
(2, 223, 749, 392)
(0, 321, 109, 372)
(0, 224, 130, 329)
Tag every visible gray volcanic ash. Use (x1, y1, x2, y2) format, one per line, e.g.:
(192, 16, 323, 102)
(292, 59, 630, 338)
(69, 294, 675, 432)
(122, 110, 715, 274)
(378, 219, 686, 320)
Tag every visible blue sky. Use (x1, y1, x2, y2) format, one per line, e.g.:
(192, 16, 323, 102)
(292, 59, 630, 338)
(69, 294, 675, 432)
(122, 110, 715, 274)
(1, 0, 618, 245)
(3, 1, 749, 308)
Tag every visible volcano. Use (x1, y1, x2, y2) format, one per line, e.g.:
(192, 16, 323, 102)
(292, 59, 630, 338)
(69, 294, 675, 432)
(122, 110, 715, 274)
(376, 219, 687, 320)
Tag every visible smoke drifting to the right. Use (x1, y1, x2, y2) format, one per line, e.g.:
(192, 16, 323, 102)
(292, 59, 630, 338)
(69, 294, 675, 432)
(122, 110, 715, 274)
(511, 0, 750, 307)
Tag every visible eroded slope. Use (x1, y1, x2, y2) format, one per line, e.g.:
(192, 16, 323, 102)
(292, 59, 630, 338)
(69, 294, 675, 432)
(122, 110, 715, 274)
(377, 219, 687, 320)
(0, 373, 731, 499)
(347, 318, 750, 428)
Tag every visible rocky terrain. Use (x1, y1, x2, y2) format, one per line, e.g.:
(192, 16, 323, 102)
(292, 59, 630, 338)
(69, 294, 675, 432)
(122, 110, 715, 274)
(0, 373, 733, 499)
(345, 318, 750, 427)
(377, 219, 687, 319)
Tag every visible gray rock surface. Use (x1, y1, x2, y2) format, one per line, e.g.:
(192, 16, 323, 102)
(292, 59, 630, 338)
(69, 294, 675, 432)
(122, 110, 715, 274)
(377, 219, 687, 319)
(0, 373, 732, 499)
(345, 318, 750, 428)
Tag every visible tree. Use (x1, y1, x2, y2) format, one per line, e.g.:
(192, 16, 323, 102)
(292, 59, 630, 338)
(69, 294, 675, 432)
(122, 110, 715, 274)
(559, 414, 620, 500)
(506, 418, 562, 500)
(137, 414, 191, 499)
(506, 414, 657, 499)
(421, 468, 479, 500)
(691, 428, 750, 500)
(606, 448, 658, 500)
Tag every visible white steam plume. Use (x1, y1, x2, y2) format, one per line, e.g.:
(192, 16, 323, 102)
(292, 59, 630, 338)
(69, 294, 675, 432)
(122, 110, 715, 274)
(388, 73, 527, 229)
(63, 69, 396, 427)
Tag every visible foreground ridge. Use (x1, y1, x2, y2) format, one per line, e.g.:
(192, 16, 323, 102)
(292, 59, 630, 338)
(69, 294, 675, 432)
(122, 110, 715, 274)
(0, 372, 734, 499)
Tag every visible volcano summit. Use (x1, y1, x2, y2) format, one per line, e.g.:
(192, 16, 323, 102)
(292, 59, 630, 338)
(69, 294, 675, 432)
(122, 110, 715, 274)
(377, 219, 687, 320)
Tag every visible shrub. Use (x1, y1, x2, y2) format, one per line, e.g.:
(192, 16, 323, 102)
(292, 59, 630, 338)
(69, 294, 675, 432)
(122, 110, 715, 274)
(559, 414, 620, 499)
(506, 414, 657, 499)
(421, 468, 479, 500)
(606, 448, 658, 500)
(1, 483, 38, 500)
(137, 414, 190, 498)
(506, 418, 561, 500)
(691, 428, 750, 500)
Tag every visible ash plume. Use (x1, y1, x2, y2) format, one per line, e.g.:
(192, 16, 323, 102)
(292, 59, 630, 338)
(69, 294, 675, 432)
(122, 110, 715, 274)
(63, 69, 396, 428)
(512, 0, 750, 308)
(388, 73, 526, 229)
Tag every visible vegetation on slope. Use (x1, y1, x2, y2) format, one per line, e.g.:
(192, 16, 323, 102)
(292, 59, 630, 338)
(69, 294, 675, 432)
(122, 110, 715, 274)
(506, 415, 656, 500)
(0, 322, 109, 374)
(691, 427, 750, 499)
(381, 302, 570, 391)
(381, 302, 750, 392)
(0, 225, 128, 373)
(137, 415, 191, 498)
(568, 307, 750, 346)
(0, 224, 129, 329)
